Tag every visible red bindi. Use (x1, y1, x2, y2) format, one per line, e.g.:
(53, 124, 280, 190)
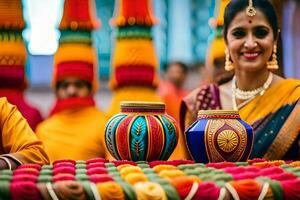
(248, 20, 252, 23)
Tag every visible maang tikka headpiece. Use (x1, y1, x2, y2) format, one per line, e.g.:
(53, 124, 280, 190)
(246, 0, 256, 17)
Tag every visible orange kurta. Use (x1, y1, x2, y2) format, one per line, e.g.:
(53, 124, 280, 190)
(36, 106, 109, 162)
(0, 97, 49, 165)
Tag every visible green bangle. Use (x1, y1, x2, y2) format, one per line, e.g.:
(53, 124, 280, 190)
(160, 183, 180, 200)
(76, 160, 86, 165)
(105, 163, 115, 168)
(195, 167, 213, 173)
(0, 174, 12, 182)
(146, 173, 161, 181)
(135, 161, 147, 164)
(76, 164, 87, 169)
(109, 172, 121, 178)
(37, 175, 52, 183)
(0, 169, 12, 176)
(213, 169, 226, 174)
(117, 181, 137, 200)
(177, 163, 204, 170)
(137, 164, 149, 169)
(80, 181, 96, 200)
(76, 169, 87, 174)
(256, 178, 284, 200)
(39, 169, 53, 176)
(236, 161, 249, 166)
(215, 180, 226, 187)
(211, 174, 233, 182)
(153, 178, 169, 185)
(269, 180, 284, 200)
(107, 167, 118, 173)
(142, 168, 155, 174)
(0, 180, 11, 200)
(76, 174, 90, 181)
(42, 165, 53, 170)
(183, 169, 201, 176)
(199, 172, 215, 181)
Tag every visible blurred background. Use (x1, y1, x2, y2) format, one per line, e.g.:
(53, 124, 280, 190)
(16, 0, 300, 116)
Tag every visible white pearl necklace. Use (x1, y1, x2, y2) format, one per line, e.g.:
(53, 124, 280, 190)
(232, 72, 273, 110)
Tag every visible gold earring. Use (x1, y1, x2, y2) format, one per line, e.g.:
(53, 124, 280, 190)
(267, 45, 279, 70)
(225, 48, 234, 71)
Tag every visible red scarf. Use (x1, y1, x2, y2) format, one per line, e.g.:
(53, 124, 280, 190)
(50, 96, 95, 116)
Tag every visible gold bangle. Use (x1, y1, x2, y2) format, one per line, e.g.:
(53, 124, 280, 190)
(0, 156, 12, 170)
(46, 182, 59, 200)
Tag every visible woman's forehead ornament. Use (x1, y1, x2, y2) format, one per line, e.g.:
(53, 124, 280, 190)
(246, 0, 256, 17)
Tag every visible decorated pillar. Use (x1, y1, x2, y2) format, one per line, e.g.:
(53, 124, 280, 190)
(205, 0, 233, 84)
(0, 0, 42, 130)
(108, 0, 161, 116)
(53, 0, 100, 92)
(0, 0, 26, 89)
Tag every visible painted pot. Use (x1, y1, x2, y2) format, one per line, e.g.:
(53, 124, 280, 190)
(105, 101, 179, 161)
(185, 110, 253, 163)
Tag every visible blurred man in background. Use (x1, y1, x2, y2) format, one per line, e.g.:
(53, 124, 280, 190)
(158, 61, 189, 123)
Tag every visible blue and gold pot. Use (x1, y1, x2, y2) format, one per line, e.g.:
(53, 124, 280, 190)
(185, 110, 253, 163)
(105, 101, 179, 161)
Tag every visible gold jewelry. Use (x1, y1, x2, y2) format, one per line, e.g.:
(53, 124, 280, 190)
(232, 72, 273, 110)
(234, 73, 273, 100)
(246, 0, 256, 17)
(267, 44, 279, 70)
(225, 48, 234, 71)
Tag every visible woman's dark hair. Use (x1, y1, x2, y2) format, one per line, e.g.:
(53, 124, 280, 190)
(223, 0, 278, 41)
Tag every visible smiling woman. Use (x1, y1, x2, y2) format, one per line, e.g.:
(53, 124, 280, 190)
(179, 0, 300, 161)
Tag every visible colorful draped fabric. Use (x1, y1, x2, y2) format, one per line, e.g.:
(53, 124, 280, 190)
(180, 79, 300, 160)
(0, 97, 49, 165)
(36, 104, 110, 162)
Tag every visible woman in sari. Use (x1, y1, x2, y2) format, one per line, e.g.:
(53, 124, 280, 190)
(180, 0, 300, 160)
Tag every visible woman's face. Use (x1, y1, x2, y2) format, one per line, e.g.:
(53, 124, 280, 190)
(226, 9, 276, 72)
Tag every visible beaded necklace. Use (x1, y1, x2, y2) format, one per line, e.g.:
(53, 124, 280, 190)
(232, 72, 273, 110)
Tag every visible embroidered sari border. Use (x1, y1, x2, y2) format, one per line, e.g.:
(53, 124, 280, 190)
(264, 100, 300, 159)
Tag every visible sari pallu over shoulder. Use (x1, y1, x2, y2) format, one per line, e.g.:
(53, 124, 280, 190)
(239, 79, 300, 160)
